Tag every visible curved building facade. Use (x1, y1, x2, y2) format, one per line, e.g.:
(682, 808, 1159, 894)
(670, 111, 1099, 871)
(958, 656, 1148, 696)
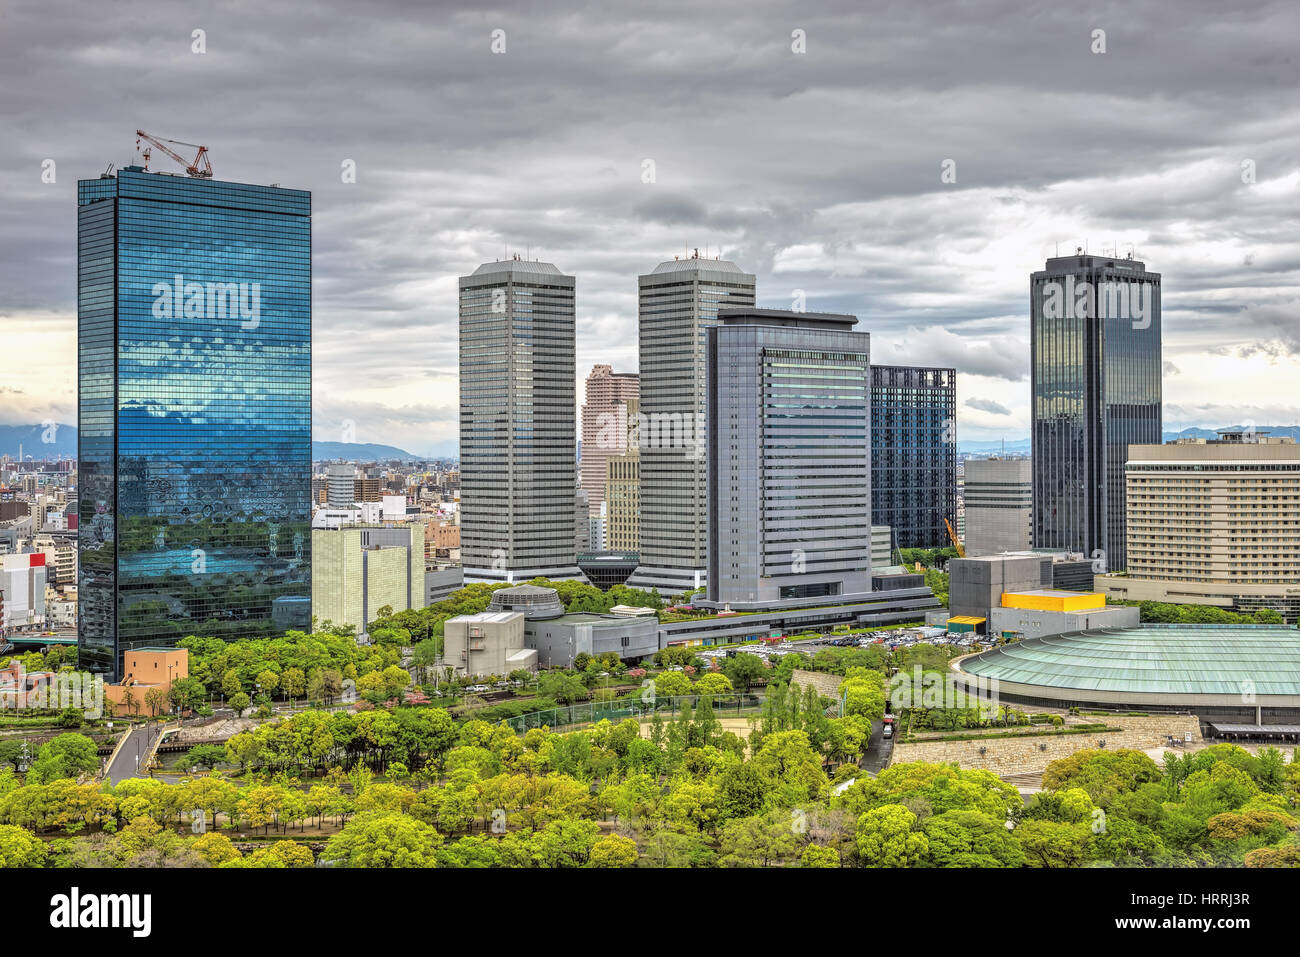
(488, 584, 566, 620)
(951, 624, 1300, 725)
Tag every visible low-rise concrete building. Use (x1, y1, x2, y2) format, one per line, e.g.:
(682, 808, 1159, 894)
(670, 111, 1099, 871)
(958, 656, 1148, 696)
(526, 611, 660, 668)
(988, 589, 1138, 640)
(947, 551, 1137, 639)
(442, 611, 537, 678)
(486, 584, 659, 667)
(425, 566, 464, 605)
(949, 550, 1097, 619)
(948, 552, 1044, 620)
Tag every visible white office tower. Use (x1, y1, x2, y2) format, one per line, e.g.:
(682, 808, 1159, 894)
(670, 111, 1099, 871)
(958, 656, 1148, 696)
(626, 251, 756, 597)
(459, 258, 585, 584)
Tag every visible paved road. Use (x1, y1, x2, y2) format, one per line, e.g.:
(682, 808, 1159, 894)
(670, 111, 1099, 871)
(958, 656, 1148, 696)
(861, 720, 894, 775)
(105, 724, 164, 784)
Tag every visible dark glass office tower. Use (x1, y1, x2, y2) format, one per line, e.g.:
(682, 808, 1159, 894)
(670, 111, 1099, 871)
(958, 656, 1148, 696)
(77, 167, 312, 679)
(870, 365, 957, 549)
(1030, 252, 1161, 572)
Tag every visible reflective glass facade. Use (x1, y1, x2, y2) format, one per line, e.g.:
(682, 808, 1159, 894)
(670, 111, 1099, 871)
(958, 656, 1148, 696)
(870, 365, 957, 548)
(77, 168, 312, 679)
(1030, 255, 1161, 571)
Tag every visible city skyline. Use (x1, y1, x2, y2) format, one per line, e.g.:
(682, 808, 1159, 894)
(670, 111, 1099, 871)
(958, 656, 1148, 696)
(3, 0, 1298, 456)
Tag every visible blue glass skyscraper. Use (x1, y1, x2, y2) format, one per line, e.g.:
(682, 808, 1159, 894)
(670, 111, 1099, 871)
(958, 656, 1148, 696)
(77, 167, 312, 679)
(871, 365, 957, 549)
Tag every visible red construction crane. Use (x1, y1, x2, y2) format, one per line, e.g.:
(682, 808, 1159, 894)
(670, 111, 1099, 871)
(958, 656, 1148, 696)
(135, 130, 213, 178)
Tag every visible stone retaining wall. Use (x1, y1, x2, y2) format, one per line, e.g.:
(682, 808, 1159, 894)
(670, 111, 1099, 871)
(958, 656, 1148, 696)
(890, 715, 1201, 775)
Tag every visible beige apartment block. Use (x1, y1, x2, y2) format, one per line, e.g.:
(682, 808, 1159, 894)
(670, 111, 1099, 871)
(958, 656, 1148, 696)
(605, 410, 640, 553)
(1097, 433, 1300, 620)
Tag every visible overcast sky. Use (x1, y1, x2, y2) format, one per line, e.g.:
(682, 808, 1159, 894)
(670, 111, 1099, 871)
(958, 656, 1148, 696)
(2, 0, 1297, 455)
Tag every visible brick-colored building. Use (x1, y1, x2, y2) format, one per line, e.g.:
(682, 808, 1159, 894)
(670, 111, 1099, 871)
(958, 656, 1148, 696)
(103, 647, 190, 716)
(580, 365, 639, 518)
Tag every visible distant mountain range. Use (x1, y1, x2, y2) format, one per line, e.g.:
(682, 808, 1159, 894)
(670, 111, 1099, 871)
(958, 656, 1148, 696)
(312, 440, 425, 461)
(8, 423, 1299, 464)
(958, 438, 1032, 455)
(961, 426, 1300, 456)
(1162, 425, 1300, 442)
(0, 425, 434, 463)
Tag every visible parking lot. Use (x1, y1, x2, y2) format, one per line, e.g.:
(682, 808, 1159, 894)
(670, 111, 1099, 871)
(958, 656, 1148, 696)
(693, 627, 990, 659)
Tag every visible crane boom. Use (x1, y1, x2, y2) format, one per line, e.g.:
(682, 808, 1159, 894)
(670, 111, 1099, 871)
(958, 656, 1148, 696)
(944, 518, 966, 558)
(135, 130, 213, 178)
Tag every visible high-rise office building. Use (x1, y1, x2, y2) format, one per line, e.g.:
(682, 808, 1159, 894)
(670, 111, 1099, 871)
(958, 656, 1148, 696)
(964, 458, 1033, 556)
(1031, 252, 1161, 571)
(706, 309, 872, 609)
(605, 397, 641, 553)
(458, 257, 584, 583)
(579, 364, 638, 518)
(77, 167, 312, 679)
(326, 463, 356, 508)
(627, 252, 756, 595)
(870, 365, 957, 549)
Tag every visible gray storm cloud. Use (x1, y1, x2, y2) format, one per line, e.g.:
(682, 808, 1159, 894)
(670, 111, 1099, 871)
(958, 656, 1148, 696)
(1, 0, 1297, 452)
